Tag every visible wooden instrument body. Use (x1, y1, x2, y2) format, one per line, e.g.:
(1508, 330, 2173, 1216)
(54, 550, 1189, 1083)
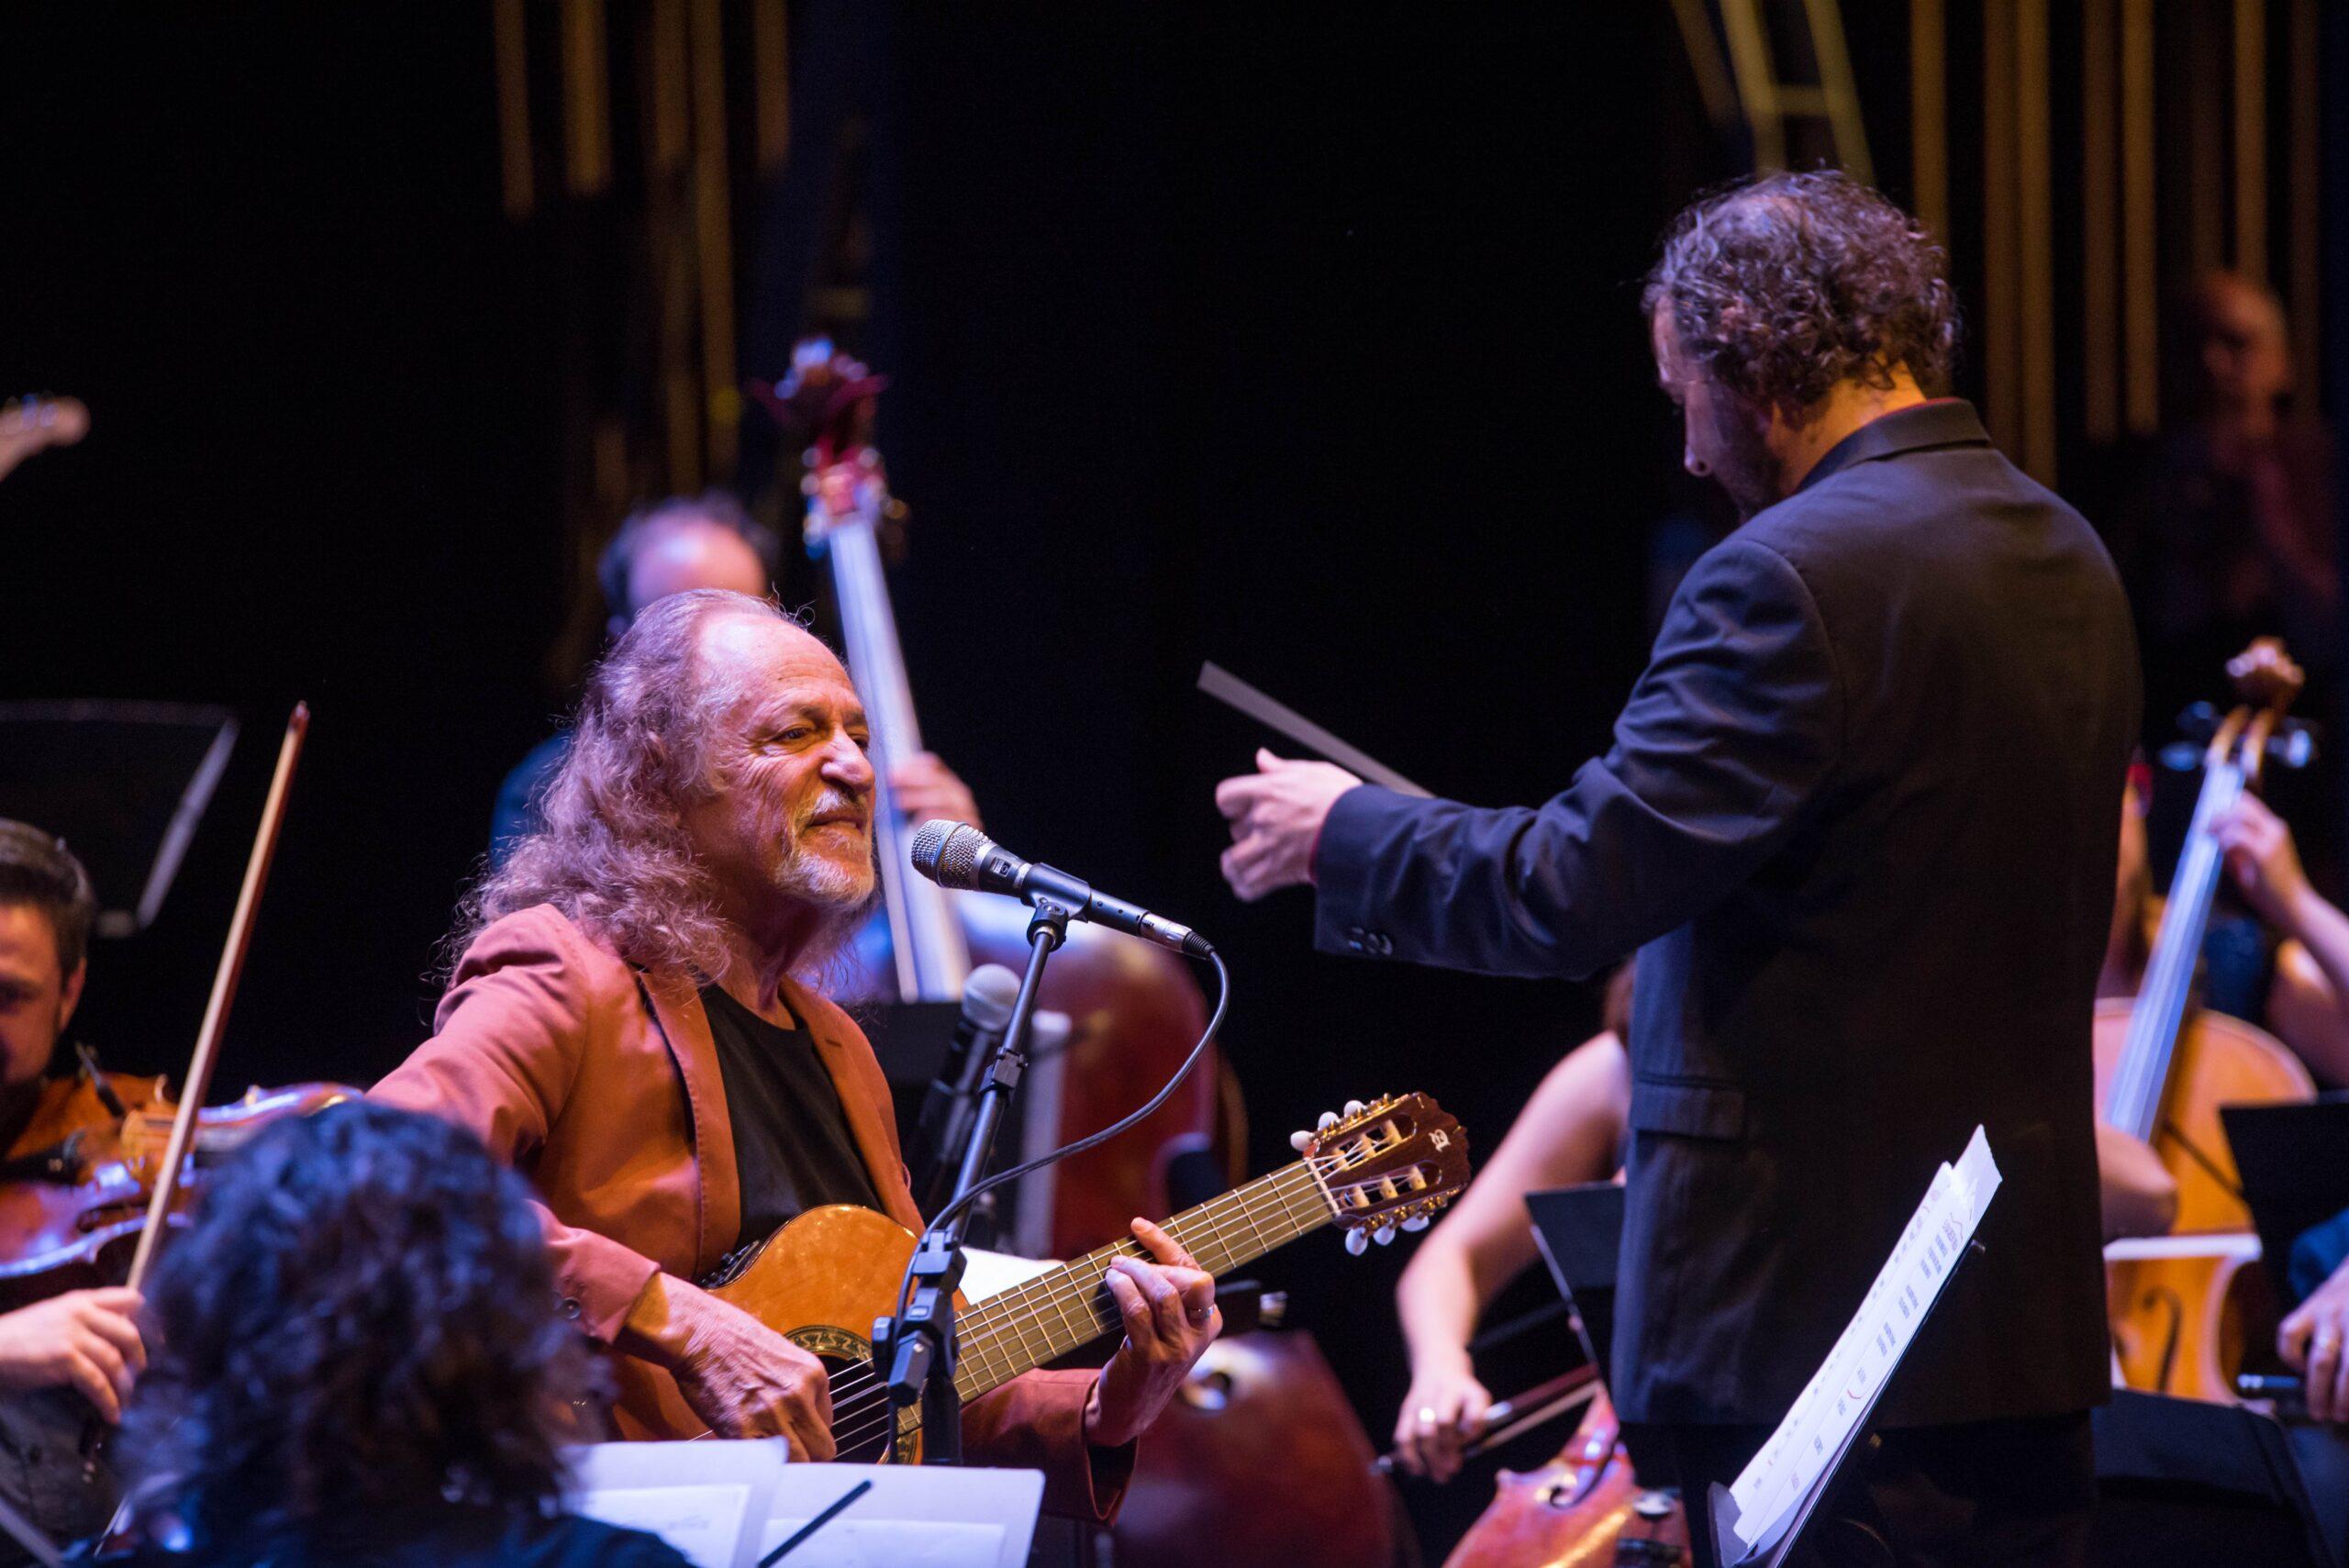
(0, 1078, 359, 1311)
(1113, 1330, 1400, 1568)
(1442, 1389, 1687, 1568)
(608, 1093, 1470, 1451)
(2093, 997, 2310, 1401)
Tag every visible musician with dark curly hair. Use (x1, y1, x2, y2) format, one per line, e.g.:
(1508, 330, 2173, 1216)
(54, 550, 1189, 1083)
(1218, 172, 2139, 1565)
(105, 1100, 687, 1566)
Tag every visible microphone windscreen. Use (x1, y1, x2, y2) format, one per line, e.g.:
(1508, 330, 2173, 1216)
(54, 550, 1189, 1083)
(909, 818, 984, 889)
(960, 963, 1020, 1029)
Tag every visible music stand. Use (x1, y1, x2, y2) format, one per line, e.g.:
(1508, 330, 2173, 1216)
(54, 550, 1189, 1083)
(0, 701, 237, 937)
(1525, 1183, 1626, 1374)
(2221, 1094, 2349, 1308)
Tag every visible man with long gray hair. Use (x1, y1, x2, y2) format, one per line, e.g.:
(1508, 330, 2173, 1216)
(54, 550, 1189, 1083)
(375, 589, 1219, 1519)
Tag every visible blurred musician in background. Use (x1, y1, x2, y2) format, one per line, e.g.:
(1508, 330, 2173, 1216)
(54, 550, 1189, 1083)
(379, 590, 1217, 1516)
(0, 823, 150, 1559)
(2119, 274, 2338, 757)
(492, 493, 978, 867)
(1218, 172, 2138, 1565)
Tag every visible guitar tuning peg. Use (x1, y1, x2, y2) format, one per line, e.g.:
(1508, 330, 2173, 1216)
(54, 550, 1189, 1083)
(1289, 1129, 1313, 1152)
(1317, 1110, 1340, 1130)
(1343, 1099, 1366, 1117)
(1402, 1215, 1431, 1232)
(1373, 1224, 1396, 1246)
(1344, 1229, 1370, 1256)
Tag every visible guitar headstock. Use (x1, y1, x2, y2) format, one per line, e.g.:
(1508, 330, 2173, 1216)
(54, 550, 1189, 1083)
(2228, 637, 2304, 717)
(0, 395, 89, 484)
(1299, 1093, 1470, 1248)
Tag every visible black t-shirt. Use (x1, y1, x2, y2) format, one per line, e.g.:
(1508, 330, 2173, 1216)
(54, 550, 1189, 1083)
(698, 983, 883, 1257)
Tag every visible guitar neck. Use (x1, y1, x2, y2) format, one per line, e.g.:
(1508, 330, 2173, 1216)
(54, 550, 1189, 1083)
(952, 1160, 1339, 1405)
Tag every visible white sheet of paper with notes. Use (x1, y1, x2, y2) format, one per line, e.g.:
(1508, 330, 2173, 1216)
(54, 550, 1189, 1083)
(1722, 1125, 2001, 1562)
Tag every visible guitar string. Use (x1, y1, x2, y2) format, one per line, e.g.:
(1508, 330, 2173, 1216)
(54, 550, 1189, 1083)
(820, 1120, 1440, 1444)
(818, 1154, 1346, 1445)
(819, 1143, 1389, 1451)
(819, 1156, 1348, 1454)
(822, 1135, 1428, 1451)
(829, 1143, 1362, 1410)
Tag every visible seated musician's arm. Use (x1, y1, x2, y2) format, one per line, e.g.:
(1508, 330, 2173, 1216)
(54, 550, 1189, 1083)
(2211, 795, 2349, 1087)
(2279, 1208, 2349, 1423)
(1313, 539, 1842, 980)
(367, 906, 660, 1342)
(1392, 1029, 1629, 1480)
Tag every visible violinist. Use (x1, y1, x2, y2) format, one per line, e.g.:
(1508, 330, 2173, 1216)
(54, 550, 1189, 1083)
(1218, 172, 2137, 1565)
(492, 492, 981, 869)
(376, 591, 1219, 1516)
(0, 822, 151, 1557)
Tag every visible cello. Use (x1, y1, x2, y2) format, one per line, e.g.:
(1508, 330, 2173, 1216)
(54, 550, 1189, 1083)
(755, 341, 1228, 1256)
(2097, 638, 2317, 1401)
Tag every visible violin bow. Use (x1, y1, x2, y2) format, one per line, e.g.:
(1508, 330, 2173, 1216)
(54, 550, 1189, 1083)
(1372, 1363, 1602, 1475)
(123, 704, 309, 1294)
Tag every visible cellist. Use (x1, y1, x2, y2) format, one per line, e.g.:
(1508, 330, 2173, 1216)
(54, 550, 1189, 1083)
(0, 822, 154, 1555)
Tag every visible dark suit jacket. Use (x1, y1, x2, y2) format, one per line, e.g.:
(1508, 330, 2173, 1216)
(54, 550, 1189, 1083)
(1314, 401, 2138, 1428)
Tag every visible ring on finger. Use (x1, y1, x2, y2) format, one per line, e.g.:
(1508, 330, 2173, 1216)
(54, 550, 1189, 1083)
(1417, 1407, 1440, 1427)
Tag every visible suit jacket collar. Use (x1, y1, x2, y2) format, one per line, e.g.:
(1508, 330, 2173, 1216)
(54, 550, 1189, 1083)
(1794, 397, 1990, 495)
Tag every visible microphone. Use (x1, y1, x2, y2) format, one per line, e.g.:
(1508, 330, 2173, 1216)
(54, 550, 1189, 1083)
(910, 820, 1215, 959)
(911, 963, 1020, 1212)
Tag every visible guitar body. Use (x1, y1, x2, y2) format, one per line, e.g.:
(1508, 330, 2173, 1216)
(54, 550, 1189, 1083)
(2093, 996, 2311, 1400)
(611, 1205, 941, 1457)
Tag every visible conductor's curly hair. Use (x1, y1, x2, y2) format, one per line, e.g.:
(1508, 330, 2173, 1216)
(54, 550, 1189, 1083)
(1643, 170, 1961, 420)
(119, 1102, 599, 1539)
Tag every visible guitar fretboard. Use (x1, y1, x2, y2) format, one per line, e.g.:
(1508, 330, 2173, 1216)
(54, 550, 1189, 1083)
(952, 1157, 1340, 1404)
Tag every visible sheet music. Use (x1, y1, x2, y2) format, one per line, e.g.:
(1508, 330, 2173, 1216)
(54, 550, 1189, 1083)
(1725, 1127, 2002, 1559)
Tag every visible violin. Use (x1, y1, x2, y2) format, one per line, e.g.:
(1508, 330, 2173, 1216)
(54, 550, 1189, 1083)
(2097, 638, 2318, 1401)
(0, 706, 359, 1316)
(0, 1073, 355, 1312)
(752, 342, 1230, 1255)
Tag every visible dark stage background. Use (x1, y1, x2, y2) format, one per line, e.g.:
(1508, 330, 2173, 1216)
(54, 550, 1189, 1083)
(8, 5, 2272, 1556)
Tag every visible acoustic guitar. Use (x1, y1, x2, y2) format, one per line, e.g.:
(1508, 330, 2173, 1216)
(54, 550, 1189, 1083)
(0, 395, 87, 486)
(631, 1092, 1470, 1457)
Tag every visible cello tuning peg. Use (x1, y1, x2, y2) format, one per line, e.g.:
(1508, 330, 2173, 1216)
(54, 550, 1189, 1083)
(1317, 1110, 1340, 1130)
(1343, 1099, 1367, 1117)
(1374, 1224, 1397, 1246)
(1343, 1229, 1370, 1256)
(1402, 1215, 1431, 1232)
(1289, 1129, 1314, 1152)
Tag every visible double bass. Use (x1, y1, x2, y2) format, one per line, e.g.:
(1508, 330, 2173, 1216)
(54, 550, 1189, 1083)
(756, 342, 1227, 1255)
(2097, 638, 2317, 1401)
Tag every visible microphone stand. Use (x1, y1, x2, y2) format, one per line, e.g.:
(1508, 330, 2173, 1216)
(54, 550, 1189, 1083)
(875, 897, 1072, 1463)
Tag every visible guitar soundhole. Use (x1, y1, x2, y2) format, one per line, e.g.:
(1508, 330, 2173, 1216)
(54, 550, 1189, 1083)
(821, 1353, 904, 1463)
